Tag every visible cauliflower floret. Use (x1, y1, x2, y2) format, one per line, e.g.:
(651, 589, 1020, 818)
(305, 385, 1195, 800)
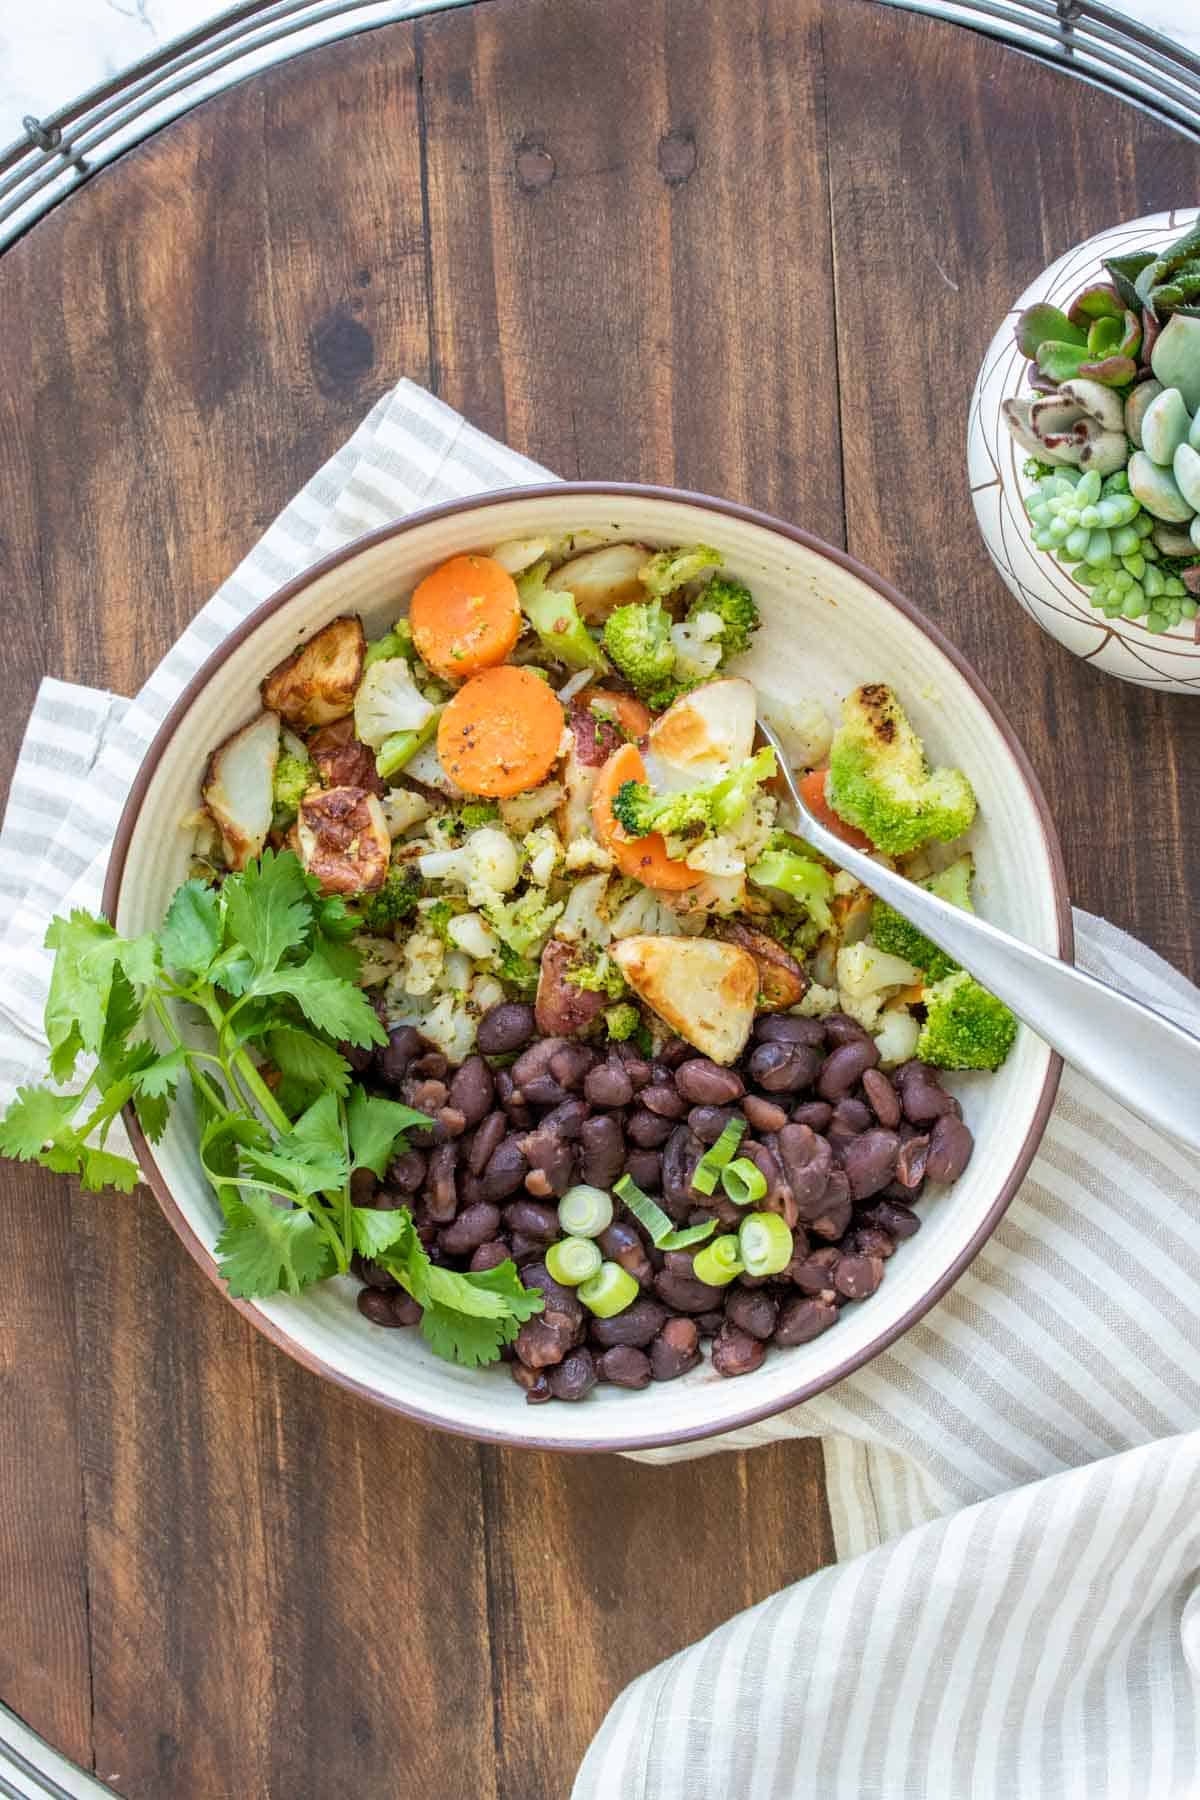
(500, 782, 564, 834)
(555, 872, 613, 947)
(873, 1005, 922, 1068)
(471, 972, 506, 1015)
(353, 657, 435, 750)
(609, 885, 684, 939)
(418, 826, 522, 908)
(681, 834, 745, 877)
(833, 869, 863, 898)
(835, 941, 921, 1030)
(668, 873, 747, 920)
(353, 934, 405, 987)
(564, 835, 615, 873)
(400, 929, 445, 997)
(381, 787, 433, 837)
(793, 981, 840, 1018)
(405, 740, 462, 798)
(759, 692, 833, 773)
(446, 911, 501, 961)
(669, 611, 724, 683)
(420, 993, 477, 1063)
(524, 824, 564, 886)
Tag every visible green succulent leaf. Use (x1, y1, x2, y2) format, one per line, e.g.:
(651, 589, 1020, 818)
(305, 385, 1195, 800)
(1016, 303, 1086, 360)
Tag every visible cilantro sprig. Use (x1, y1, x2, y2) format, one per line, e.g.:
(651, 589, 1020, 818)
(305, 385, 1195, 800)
(0, 850, 542, 1366)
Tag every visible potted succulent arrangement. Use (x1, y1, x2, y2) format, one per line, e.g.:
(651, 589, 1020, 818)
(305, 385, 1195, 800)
(969, 209, 1200, 692)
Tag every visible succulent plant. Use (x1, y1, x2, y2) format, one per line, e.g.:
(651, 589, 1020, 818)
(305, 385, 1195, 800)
(1022, 467, 1198, 633)
(1014, 291, 1141, 388)
(1104, 218, 1200, 323)
(1150, 315, 1200, 413)
(1003, 377, 1129, 473)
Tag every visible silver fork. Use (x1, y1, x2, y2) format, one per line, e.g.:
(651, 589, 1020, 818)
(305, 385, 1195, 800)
(756, 718, 1200, 1154)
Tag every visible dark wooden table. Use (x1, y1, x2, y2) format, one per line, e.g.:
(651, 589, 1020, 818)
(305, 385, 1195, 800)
(1, 2, 1197, 1795)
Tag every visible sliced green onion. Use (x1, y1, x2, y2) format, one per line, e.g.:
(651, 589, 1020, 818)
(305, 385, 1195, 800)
(692, 1235, 744, 1287)
(376, 707, 442, 780)
(690, 1117, 747, 1195)
(721, 1157, 768, 1206)
(613, 1174, 715, 1251)
(578, 1261, 639, 1318)
(557, 1184, 614, 1239)
(738, 1211, 794, 1278)
(546, 1236, 603, 1287)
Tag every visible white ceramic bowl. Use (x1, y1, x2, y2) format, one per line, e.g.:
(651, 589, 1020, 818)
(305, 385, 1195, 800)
(969, 208, 1200, 693)
(104, 486, 1069, 1452)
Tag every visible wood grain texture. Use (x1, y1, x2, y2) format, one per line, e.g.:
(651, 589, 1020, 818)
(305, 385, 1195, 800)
(0, 1, 1197, 1796)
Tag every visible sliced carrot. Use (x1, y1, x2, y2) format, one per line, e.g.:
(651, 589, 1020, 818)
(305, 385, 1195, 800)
(800, 768, 873, 850)
(591, 741, 701, 892)
(410, 554, 522, 682)
(437, 665, 565, 799)
(586, 689, 652, 742)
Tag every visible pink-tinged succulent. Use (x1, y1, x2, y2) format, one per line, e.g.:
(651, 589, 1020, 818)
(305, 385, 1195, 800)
(1013, 294, 1140, 388)
(1002, 378, 1129, 474)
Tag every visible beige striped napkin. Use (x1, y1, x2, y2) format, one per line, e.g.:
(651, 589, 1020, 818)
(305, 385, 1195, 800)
(2, 381, 1198, 1797)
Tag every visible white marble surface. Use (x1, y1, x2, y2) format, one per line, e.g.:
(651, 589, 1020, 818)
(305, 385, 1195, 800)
(0, 0, 1198, 141)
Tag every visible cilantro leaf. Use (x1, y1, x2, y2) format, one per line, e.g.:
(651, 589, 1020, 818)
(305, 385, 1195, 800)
(349, 1205, 418, 1262)
(256, 954, 386, 1048)
(312, 933, 363, 983)
(415, 1260, 544, 1368)
(132, 1047, 187, 1099)
(242, 1091, 347, 1196)
(223, 850, 313, 976)
(0, 1085, 82, 1159)
(457, 1259, 545, 1323)
(159, 879, 222, 977)
(215, 1193, 334, 1297)
(42, 913, 159, 1081)
(312, 892, 359, 942)
(424, 1264, 516, 1319)
(419, 1305, 516, 1368)
(346, 1088, 430, 1178)
(79, 1147, 141, 1194)
(128, 1047, 186, 1142)
(266, 1027, 352, 1109)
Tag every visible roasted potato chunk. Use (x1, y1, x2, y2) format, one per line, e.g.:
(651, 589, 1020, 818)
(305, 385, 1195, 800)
(201, 710, 280, 871)
(647, 678, 756, 782)
(716, 922, 807, 1011)
(549, 543, 649, 622)
(261, 616, 365, 728)
(534, 940, 607, 1039)
(308, 716, 385, 795)
(296, 785, 390, 895)
(610, 935, 758, 1064)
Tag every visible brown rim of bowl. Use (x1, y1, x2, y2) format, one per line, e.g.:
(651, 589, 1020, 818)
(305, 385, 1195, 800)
(102, 480, 1071, 1454)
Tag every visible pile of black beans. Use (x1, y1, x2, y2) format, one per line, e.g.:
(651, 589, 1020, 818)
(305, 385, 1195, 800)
(348, 1002, 974, 1404)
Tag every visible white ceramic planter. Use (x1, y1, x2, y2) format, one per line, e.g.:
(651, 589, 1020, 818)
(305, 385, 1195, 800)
(969, 209, 1200, 693)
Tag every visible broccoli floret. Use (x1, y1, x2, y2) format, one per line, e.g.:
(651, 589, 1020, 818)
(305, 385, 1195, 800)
(917, 969, 1017, 1071)
(272, 750, 316, 829)
(363, 619, 416, 670)
(602, 600, 679, 705)
(639, 544, 723, 599)
(748, 842, 835, 936)
(423, 897, 463, 943)
(688, 577, 760, 660)
(458, 801, 500, 830)
(870, 855, 974, 983)
(494, 940, 540, 997)
(565, 951, 627, 999)
(611, 746, 776, 841)
(604, 1002, 641, 1041)
(517, 561, 609, 674)
(827, 684, 977, 857)
(357, 863, 423, 934)
(483, 889, 564, 955)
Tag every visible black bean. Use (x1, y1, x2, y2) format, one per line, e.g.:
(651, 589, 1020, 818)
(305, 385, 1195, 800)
(895, 1061, 959, 1124)
(742, 1095, 789, 1133)
(597, 1221, 654, 1288)
(791, 1101, 833, 1132)
(656, 1037, 694, 1069)
(436, 1106, 468, 1139)
(349, 1166, 379, 1207)
(862, 1198, 923, 1240)
(674, 1059, 746, 1106)
(509, 1233, 544, 1264)
(447, 1055, 495, 1128)
(817, 1038, 880, 1101)
(387, 1148, 428, 1194)
(852, 1226, 895, 1260)
(842, 1128, 900, 1201)
(477, 1003, 536, 1056)
(479, 1135, 530, 1201)
(380, 1025, 423, 1085)
(409, 1078, 449, 1114)
(518, 1128, 574, 1197)
(515, 1312, 578, 1369)
(833, 1097, 872, 1134)
(862, 1067, 901, 1129)
(740, 1138, 795, 1228)
(438, 1202, 502, 1257)
(926, 1114, 974, 1183)
(752, 1013, 826, 1047)
(790, 1247, 841, 1294)
(824, 1012, 872, 1047)
(521, 1074, 570, 1108)
(895, 1133, 930, 1190)
(341, 1037, 375, 1074)
(494, 1070, 530, 1126)
(687, 1104, 737, 1145)
(352, 1251, 399, 1292)
(425, 1141, 459, 1223)
(695, 1310, 725, 1338)
(748, 1040, 821, 1094)
(711, 1322, 766, 1377)
(503, 1198, 560, 1243)
(625, 1148, 662, 1192)
(774, 1296, 839, 1345)
(650, 1317, 702, 1380)
(549, 1044, 598, 1091)
(808, 1169, 853, 1241)
(588, 1296, 667, 1348)
(596, 1345, 652, 1388)
(584, 1059, 635, 1108)
(510, 1361, 553, 1403)
(654, 1265, 726, 1314)
(369, 1186, 408, 1212)
(511, 1037, 569, 1089)
(358, 1288, 400, 1326)
(627, 1108, 674, 1149)
(412, 1051, 450, 1080)
(520, 1260, 585, 1321)
(391, 1292, 423, 1326)
(539, 1097, 591, 1141)
(725, 1286, 779, 1340)
(578, 1114, 625, 1188)
(549, 1347, 598, 1402)
(660, 1126, 705, 1216)
(619, 1056, 653, 1090)
(640, 1083, 688, 1120)
(776, 1123, 833, 1221)
(469, 1239, 511, 1272)
(467, 1111, 507, 1177)
(834, 1253, 885, 1300)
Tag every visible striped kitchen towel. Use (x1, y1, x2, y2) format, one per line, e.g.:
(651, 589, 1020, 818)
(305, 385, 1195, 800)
(2, 380, 1198, 1798)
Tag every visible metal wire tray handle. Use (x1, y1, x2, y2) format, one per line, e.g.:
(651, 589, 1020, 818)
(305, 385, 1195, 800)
(0, 0, 1198, 254)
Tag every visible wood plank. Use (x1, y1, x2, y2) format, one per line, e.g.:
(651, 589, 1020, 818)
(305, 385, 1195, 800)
(822, 0, 1200, 973)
